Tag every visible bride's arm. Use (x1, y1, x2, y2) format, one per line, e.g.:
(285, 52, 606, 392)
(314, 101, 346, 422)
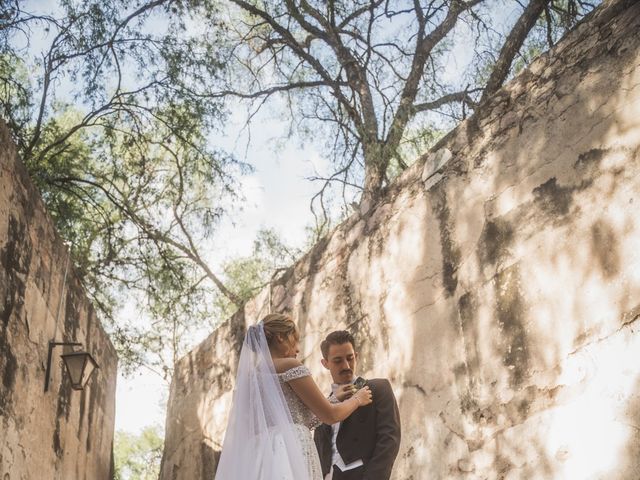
(276, 358, 372, 425)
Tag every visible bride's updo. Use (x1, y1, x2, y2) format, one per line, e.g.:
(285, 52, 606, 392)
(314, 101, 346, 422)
(261, 313, 299, 347)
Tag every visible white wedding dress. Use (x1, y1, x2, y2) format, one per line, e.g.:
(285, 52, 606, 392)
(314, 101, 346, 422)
(215, 324, 323, 480)
(278, 365, 323, 479)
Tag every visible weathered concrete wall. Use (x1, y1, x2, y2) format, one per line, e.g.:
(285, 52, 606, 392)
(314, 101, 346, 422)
(161, 0, 640, 478)
(0, 120, 118, 479)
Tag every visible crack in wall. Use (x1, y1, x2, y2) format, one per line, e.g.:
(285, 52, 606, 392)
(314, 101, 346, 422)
(568, 307, 640, 357)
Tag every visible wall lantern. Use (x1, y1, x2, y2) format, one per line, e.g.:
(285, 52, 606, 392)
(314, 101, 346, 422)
(44, 341, 100, 392)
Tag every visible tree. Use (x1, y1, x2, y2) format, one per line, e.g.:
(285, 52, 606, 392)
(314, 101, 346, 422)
(213, 228, 302, 320)
(114, 426, 164, 480)
(1, 0, 249, 375)
(211, 0, 598, 215)
(0, 0, 600, 377)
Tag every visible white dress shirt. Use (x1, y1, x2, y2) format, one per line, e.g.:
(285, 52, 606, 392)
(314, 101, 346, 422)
(325, 382, 364, 480)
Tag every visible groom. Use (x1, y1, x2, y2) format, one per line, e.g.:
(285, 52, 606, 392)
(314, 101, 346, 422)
(314, 331, 401, 480)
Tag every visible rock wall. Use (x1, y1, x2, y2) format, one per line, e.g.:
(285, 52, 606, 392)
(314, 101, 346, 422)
(0, 120, 118, 480)
(161, 0, 640, 478)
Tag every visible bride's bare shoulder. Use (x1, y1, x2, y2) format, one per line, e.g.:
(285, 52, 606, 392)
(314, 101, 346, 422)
(272, 357, 302, 374)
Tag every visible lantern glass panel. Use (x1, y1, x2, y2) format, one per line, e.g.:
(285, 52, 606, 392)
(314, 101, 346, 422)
(81, 359, 97, 387)
(61, 352, 98, 390)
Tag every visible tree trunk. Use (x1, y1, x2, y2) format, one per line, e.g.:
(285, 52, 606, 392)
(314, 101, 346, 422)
(361, 141, 387, 210)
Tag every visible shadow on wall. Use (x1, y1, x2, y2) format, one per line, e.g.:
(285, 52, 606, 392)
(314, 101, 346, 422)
(0, 214, 30, 418)
(399, 0, 640, 477)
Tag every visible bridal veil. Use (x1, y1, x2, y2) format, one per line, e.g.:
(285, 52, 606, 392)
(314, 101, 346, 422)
(214, 323, 309, 479)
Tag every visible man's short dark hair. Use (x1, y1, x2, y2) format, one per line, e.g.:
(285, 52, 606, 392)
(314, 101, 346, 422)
(320, 330, 356, 359)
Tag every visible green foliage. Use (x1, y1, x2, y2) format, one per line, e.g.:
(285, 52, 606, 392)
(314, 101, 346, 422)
(0, 53, 31, 135)
(392, 125, 446, 179)
(114, 426, 164, 480)
(213, 228, 302, 321)
(0, 0, 250, 378)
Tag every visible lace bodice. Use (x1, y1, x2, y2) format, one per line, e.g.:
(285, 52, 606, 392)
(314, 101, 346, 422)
(278, 365, 322, 431)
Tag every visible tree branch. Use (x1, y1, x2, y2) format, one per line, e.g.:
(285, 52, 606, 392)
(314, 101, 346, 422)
(413, 88, 481, 113)
(481, 0, 550, 102)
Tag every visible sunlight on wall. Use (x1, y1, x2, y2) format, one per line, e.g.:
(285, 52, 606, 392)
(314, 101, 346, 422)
(545, 328, 640, 478)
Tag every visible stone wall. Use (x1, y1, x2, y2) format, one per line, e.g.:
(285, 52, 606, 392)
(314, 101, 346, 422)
(0, 120, 118, 480)
(161, 0, 640, 478)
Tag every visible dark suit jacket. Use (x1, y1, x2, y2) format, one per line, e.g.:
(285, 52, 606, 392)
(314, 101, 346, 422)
(313, 378, 401, 480)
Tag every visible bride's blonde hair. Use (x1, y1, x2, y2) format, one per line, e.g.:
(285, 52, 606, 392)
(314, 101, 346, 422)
(261, 313, 299, 347)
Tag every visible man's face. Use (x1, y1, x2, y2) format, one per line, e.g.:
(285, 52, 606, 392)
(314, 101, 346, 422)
(321, 342, 357, 384)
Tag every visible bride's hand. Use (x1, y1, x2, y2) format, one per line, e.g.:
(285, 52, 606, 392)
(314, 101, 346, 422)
(335, 384, 356, 401)
(353, 386, 373, 406)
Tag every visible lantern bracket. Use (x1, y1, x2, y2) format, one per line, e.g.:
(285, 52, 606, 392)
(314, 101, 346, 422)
(44, 341, 82, 392)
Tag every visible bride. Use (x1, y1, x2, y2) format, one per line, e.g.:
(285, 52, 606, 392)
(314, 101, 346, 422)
(215, 313, 372, 479)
